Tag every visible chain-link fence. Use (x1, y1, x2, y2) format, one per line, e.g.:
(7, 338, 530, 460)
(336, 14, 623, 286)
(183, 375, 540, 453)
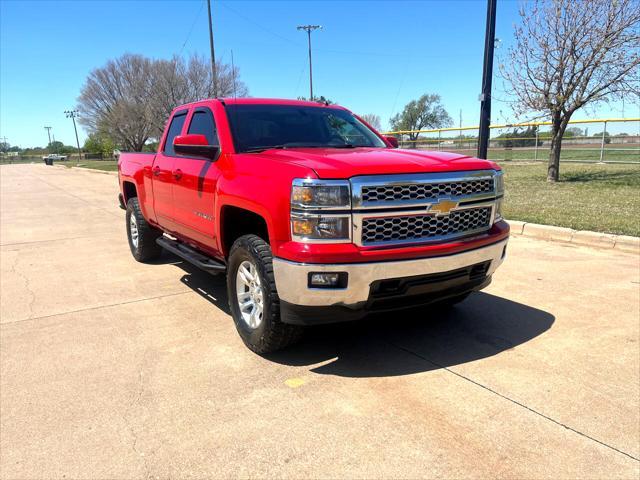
(384, 118, 640, 163)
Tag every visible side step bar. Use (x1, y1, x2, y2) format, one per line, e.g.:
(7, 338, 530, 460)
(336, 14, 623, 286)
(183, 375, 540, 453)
(156, 236, 226, 274)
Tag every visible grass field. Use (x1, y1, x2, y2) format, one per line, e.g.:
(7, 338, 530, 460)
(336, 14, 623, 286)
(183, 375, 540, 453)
(62, 160, 119, 171)
(417, 146, 640, 163)
(501, 162, 640, 236)
(49, 158, 640, 237)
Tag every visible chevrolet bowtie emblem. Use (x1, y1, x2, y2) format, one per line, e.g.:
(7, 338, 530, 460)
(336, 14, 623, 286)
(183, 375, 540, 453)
(427, 199, 459, 216)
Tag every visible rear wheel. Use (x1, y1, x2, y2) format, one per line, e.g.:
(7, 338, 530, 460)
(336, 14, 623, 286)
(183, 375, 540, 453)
(227, 234, 303, 353)
(126, 197, 162, 262)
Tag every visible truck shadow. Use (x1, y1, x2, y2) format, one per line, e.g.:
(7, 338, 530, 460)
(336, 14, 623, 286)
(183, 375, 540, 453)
(167, 253, 555, 378)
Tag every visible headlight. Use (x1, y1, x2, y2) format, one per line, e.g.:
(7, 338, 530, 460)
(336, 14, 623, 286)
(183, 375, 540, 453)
(291, 179, 350, 209)
(291, 214, 351, 241)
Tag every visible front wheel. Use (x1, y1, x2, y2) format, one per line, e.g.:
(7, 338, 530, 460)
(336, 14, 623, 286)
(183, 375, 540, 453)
(227, 234, 303, 353)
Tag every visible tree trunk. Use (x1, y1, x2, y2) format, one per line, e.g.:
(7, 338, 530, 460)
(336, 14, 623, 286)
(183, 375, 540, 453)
(409, 133, 418, 149)
(547, 115, 569, 182)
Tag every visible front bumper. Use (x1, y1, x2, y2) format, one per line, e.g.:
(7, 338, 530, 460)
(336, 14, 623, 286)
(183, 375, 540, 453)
(273, 238, 508, 309)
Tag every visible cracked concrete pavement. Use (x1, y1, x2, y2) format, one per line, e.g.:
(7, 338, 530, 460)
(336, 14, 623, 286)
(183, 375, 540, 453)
(1, 164, 639, 479)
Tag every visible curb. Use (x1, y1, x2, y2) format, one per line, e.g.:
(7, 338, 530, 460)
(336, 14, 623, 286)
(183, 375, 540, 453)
(507, 220, 639, 254)
(54, 164, 118, 176)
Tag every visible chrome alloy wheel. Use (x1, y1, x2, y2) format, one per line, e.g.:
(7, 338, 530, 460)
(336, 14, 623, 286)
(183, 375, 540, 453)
(129, 214, 139, 248)
(235, 260, 264, 329)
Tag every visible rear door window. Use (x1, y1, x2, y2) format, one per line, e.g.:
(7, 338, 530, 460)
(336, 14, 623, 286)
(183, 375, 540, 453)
(163, 111, 188, 156)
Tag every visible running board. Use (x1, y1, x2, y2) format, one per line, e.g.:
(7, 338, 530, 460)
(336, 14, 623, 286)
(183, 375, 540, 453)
(156, 236, 226, 274)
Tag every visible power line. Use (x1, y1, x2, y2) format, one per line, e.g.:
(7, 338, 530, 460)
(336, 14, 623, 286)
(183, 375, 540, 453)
(179, 0, 206, 56)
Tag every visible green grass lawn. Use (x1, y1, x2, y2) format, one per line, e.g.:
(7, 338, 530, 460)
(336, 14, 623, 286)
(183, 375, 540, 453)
(501, 162, 640, 236)
(424, 146, 640, 163)
(64, 160, 119, 171)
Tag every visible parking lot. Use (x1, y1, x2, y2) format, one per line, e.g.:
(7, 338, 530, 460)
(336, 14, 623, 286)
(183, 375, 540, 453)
(1, 164, 638, 479)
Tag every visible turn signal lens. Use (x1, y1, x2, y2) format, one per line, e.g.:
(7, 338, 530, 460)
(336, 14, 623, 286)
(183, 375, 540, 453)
(291, 186, 315, 205)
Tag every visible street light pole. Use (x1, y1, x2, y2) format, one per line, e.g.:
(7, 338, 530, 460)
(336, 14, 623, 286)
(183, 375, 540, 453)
(297, 25, 322, 100)
(207, 0, 218, 97)
(64, 110, 82, 165)
(477, 0, 497, 159)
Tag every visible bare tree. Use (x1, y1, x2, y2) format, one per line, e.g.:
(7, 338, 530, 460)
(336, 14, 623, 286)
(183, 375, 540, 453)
(389, 94, 452, 148)
(360, 113, 382, 131)
(501, 0, 640, 181)
(78, 53, 249, 151)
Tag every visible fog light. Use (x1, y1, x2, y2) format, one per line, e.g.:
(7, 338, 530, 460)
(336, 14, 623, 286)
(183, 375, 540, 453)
(308, 272, 347, 288)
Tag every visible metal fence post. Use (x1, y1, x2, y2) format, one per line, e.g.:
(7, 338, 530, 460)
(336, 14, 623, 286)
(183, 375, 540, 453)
(534, 128, 539, 161)
(599, 121, 607, 163)
(437, 130, 441, 151)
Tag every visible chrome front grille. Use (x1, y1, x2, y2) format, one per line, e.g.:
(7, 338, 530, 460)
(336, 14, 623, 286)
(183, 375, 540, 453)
(351, 171, 502, 247)
(361, 179, 494, 203)
(361, 207, 492, 245)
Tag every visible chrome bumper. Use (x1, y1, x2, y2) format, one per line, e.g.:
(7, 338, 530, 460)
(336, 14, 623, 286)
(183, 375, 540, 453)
(272, 239, 508, 307)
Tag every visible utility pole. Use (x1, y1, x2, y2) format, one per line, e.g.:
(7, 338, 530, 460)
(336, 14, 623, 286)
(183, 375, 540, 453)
(207, 0, 218, 97)
(297, 25, 322, 100)
(44, 126, 52, 152)
(477, 0, 497, 159)
(64, 110, 82, 165)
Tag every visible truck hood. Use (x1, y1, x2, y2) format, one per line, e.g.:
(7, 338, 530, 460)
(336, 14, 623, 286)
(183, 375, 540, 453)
(249, 147, 499, 178)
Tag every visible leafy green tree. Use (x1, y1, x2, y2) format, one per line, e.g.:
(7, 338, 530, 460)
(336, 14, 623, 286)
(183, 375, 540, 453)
(84, 132, 116, 157)
(389, 94, 452, 148)
(592, 131, 611, 144)
(496, 126, 541, 148)
(565, 127, 584, 138)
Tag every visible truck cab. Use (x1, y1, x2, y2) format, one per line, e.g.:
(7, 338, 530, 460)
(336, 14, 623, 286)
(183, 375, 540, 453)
(118, 98, 509, 353)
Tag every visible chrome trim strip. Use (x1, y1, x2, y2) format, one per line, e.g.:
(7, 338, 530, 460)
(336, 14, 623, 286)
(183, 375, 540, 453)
(273, 238, 508, 306)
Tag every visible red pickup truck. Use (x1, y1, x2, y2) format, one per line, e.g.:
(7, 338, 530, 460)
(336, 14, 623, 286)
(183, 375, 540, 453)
(118, 98, 509, 353)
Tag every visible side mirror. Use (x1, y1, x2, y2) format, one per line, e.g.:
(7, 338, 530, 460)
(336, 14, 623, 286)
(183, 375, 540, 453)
(384, 136, 399, 148)
(173, 134, 219, 161)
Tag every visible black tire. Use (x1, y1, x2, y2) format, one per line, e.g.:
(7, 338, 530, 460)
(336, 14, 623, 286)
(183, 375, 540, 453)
(126, 197, 162, 262)
(227, 234, 303, 353)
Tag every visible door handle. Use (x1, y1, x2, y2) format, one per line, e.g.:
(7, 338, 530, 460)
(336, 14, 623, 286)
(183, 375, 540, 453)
(172, 169, 183, 180)
(152, 166, 161, 176)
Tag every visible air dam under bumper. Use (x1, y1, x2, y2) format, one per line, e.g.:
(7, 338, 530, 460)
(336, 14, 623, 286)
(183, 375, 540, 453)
(273, 238, 508, 324)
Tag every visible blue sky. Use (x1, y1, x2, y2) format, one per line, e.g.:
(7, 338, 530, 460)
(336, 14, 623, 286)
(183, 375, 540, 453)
(0, 0, 633, 148)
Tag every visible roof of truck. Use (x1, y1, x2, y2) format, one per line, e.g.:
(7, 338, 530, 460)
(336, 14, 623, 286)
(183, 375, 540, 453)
(219, 97, 345, 108)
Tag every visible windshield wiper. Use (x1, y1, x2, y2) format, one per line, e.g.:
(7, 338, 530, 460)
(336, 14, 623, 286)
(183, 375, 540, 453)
(329, 144, 356, 148)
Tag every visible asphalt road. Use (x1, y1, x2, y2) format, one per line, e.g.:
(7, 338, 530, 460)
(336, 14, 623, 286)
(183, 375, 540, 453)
(1, 164, 638, 479)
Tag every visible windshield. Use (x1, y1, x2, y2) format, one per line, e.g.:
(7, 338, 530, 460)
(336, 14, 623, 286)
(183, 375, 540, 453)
(225, 104, 386, 153)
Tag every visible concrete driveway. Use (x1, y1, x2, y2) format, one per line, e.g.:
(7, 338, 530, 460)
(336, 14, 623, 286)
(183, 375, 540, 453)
(1, 164, 638, 479)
